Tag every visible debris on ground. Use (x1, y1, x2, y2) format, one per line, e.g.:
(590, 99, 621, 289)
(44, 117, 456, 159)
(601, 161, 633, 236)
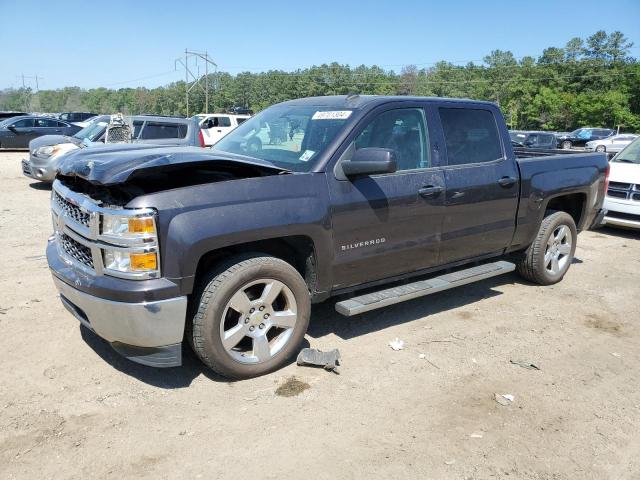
(510, 359, 540, 370)
(275, 377, 311, 397)
(296, 348, 341, 373)
(469, 432, 484, 438)
(444, 460, 456, 465)
(494, 393, 515, 406)
(389, 338, 405, 351)
(611, 352, 621, 358)
(418, 353, 440, 369)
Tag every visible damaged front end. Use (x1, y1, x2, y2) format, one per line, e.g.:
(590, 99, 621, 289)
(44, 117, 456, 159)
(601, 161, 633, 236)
(48, 145, 288, 367)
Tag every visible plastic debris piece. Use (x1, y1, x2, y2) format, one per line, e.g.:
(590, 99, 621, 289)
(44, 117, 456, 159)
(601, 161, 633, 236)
(296, 348, 341, 373)
(611, 352, 621, 358)
(444, 460, 456, 465)
(469, 432, 484, 438)
(510, 359, 540, 370)
(418, 353, 426, 359)
(494, 393, 515, 406)
(389, 338, 405, 351)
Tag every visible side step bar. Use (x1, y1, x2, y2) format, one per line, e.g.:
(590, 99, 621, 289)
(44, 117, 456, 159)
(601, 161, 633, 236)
(335, 261, 515, 316)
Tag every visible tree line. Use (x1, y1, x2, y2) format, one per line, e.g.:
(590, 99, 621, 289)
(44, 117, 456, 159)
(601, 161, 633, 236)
(1, 30, 638, 132)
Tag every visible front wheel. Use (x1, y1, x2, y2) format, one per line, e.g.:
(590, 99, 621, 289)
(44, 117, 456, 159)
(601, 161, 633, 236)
(190, 255, 311, 379)
(516, 211, 577, 285)
(595, 145, 606, 153)
(561, 140, 572, 150)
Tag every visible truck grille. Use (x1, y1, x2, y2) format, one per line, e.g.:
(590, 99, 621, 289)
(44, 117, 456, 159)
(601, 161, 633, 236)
(60, 233, 94, 269)
(53, 191, 91, 227)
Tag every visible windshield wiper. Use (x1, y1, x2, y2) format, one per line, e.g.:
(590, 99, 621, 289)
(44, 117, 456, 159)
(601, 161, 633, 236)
(614, 158, 637, 163)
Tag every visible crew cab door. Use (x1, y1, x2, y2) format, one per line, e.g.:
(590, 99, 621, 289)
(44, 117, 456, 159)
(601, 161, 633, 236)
(328, 105, 445, 289)
(434, 104, 519, 264)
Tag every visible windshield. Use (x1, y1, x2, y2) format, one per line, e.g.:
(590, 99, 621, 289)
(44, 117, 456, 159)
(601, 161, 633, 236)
(73, 120, 109, 141)
(213, 105, 353, 172)
(613, 138, 640, 164)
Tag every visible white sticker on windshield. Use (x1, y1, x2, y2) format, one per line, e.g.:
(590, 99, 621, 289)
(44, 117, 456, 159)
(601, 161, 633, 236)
(299, 150, 315, 162)
(312, 110, 352, 120)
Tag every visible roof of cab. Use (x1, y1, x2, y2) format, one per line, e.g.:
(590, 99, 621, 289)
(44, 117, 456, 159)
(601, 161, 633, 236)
(279, 95, 498, 110)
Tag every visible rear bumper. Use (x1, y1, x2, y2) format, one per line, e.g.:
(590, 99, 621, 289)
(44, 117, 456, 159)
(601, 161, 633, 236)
(589, 208, 607, 229)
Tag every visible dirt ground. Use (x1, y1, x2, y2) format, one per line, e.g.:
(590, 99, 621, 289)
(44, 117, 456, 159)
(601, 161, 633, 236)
(1, 150, 639, 480)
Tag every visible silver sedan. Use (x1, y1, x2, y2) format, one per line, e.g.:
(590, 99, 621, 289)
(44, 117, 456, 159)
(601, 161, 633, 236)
(585, 134, 638, 153)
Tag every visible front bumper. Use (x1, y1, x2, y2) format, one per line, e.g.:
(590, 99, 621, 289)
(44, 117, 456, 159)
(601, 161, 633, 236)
(48, 240, 187, 368)
(602, 198, 640, 230)
(22, 157, 56, 182)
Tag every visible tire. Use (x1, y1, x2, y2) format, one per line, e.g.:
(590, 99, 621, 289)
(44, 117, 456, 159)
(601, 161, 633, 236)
(595, 145, 606, 153)
(190, 254, 311, 379)
(516, 211, 577, 286)
(561, 140, 572, 150)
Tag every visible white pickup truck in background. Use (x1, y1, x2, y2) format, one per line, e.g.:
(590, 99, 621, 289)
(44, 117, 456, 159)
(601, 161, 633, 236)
(196, 114, 251, 146)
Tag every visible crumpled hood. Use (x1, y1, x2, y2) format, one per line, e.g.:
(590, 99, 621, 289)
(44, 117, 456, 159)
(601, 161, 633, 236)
(55, 144, 287, 185)
(29, 134, 81, 151)
(609, 161, 640, 184)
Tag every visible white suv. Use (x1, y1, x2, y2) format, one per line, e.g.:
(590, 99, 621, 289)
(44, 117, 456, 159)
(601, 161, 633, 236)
(196, 114, 250, 146)
(602, 137, 640, 229)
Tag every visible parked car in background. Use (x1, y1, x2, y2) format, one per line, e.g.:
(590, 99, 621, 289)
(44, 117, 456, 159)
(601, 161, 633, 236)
(58, 112, 99, 125)
(22, 115, 204, 182)
(556, 128, 615, 149)
(0, 116, 81, 149)
(196, 113, 251, 146)
(227, 106, 253, 115)
(0, 111, 27, 120)
(509, 130, 558, 149)
(602, 137, 640, 229)
(585, 134, 638, 153)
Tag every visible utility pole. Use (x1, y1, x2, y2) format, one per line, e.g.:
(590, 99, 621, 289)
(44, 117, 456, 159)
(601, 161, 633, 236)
(18, 74, 43, 112)
(174, 50, 217, 116)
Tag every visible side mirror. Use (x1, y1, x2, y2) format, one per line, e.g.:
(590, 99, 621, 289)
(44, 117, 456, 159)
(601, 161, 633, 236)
(341, 147, 397, 177)
(8, 125, 17, 133)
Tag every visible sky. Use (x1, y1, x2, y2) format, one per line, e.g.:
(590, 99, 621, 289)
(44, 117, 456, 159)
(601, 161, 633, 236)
(1, 0, 639, 90)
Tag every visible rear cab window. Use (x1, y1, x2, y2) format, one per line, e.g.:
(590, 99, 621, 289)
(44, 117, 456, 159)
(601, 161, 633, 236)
(139, 121, 188, 140)
(439, 107, 503, 165)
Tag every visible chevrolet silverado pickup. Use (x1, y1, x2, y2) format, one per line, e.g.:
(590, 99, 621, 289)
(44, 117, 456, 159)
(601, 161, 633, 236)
(47, 95, 609, 379)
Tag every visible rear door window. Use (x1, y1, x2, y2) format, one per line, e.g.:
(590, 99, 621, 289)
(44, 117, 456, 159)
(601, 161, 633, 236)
(439, 108, 503, 165)
(35, 118, 58, 127)
(139, 122, 187, 139)
(11, 118, 35, 128)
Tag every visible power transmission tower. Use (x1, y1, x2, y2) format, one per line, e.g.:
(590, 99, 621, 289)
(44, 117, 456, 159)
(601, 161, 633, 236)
(174, 50, 217, 116)
(17, 74, 44, 111)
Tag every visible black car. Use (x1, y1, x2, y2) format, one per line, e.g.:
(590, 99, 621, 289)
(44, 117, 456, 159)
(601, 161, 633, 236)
(58, 112, 99, 123)
(0, 111, 27, 120)
(510, 130, 558, 149)
(0, 116, 82, 149)
(556, 128, 614, 150)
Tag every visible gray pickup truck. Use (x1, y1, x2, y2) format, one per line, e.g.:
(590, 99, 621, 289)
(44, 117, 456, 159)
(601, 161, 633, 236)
(47, 95, 608, 378)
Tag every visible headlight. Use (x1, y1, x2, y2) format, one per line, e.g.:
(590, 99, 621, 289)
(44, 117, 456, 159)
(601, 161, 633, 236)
(103, 249, 158, 273)
(35, 145, 55, 157)
(101, 213, 157, 238)
(100, 209, 160, 278)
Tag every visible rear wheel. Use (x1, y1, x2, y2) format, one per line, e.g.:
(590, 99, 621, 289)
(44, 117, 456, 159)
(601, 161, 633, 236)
(516, 211, 577, 285)
(561, 140, 572, 150)
(190, 255, 310, 379)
